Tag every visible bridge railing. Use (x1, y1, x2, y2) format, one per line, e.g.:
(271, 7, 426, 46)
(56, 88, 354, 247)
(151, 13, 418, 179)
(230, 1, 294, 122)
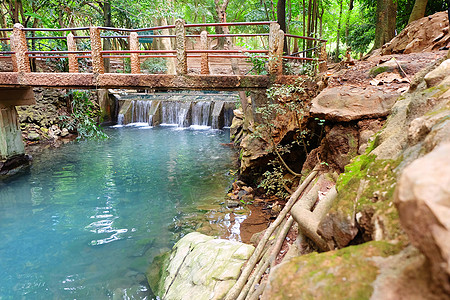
(0, 20, 327, 76)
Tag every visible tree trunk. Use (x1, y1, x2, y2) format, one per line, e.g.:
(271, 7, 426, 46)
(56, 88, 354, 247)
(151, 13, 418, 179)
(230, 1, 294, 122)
(214, 0, 230, 49)
(408, 0, 429, 24)
(277, 0, 288, 54)
(335, 0, 343, 61)
(103, 1, 112, 73)
(373, 0, 397, 50)
(159, 18, 176, 74)
(345, 0, 354, 46)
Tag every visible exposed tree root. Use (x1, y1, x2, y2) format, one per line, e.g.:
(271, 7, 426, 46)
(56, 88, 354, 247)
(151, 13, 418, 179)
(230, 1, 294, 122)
(224, 167, 319, 300)
(226, 168, 340, 300)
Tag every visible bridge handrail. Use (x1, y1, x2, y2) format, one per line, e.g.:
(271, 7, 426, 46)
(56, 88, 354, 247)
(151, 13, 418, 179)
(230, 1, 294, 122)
(1, 19, 327, 75)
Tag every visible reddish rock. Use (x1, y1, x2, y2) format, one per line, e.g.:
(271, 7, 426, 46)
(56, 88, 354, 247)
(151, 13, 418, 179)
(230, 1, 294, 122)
(395, 143, 450, 294)
(310, 86, 397, 122)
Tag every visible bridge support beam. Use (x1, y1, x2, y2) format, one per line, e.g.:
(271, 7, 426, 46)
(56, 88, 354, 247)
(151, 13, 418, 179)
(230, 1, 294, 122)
(175, 19, 187, 75)
(268, 23, 285, 76)
(0, 89, 36, 159)
(318, 42, 327, 73)
(11, 23, 31, 73)
(0, 88, 35, 175)
(200, 31, 210, 75)
(130, 32, 141, 74)
(0, 106, 24, 160)
(90, 27, 105, 74)
(67, 33, 79, 73)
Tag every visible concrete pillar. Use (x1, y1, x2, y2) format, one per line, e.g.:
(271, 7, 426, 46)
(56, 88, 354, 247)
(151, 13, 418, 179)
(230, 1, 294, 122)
(268, 23, 284, 76)
(250, 90, 269, 124)
(129, 32, 141, 74)
(175, 19, 187, 75)
(0, 88, 35, 160)
(11, 23, 31, 73)
(90, 26, 104, 74)
(67, 33, 79, 73)
(200, 31, 210, 75)
(0, 106, 24, 159)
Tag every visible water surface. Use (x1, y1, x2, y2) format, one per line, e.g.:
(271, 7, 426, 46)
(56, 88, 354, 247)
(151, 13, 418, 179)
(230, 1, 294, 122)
(0, 126, 235, 299)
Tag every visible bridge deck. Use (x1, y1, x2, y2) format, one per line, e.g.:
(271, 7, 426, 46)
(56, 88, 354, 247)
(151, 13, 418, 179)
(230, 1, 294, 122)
(0, 73, 279, 90)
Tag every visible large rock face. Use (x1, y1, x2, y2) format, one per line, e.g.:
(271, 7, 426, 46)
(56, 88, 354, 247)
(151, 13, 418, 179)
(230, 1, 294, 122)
(310, 86, 397, 122)
(152, 232, 254, 300)
(381, 11, 450, 55)
(395, 143, 450, 294)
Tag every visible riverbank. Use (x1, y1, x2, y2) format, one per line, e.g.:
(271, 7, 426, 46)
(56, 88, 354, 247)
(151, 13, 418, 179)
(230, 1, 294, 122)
(150, 45, 450, 299)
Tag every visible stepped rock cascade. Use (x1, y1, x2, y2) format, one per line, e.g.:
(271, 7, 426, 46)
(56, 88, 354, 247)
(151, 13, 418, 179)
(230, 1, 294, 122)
(115, 91, 237, 129)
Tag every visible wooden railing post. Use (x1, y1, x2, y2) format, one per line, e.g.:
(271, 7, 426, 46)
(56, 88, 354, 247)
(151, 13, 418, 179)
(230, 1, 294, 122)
(175, 19, 187, 75)
(11, 23, 30, 73)
(90, 26, 104, 74)
(67, 33, 78, 73)
(200, 31, 209, 75)
(268, 23, 284, 76)
(318, 42, 327, 73)
(130, 32, 141, 74)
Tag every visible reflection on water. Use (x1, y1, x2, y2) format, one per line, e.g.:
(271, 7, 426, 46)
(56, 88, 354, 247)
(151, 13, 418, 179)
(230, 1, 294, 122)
(0, 127, 235, 299)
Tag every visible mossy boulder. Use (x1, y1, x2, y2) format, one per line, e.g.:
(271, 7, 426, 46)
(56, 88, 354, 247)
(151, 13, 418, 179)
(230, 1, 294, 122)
(261, 241, 403, 300)
(318, 152, 406, 249)
(148, 232, 254, 300)
(146, 250, 171, 297)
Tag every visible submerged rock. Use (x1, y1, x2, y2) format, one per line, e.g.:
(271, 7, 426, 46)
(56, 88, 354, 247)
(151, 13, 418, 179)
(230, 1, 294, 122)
(148, 232, 254, 300)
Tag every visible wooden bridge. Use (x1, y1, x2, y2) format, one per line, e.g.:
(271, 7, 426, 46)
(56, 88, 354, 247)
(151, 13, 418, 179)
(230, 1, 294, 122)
(0, 20, 326, 163)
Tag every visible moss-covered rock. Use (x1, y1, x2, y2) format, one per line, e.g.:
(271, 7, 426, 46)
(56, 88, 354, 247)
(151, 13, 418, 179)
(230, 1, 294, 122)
(146, 250, 171, 297)
(148, 232, 254, 300)
(261, 241, 403, 300)
(318, 152, 406, 249)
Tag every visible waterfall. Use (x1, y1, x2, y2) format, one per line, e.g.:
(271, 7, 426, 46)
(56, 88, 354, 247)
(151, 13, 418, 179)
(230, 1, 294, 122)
(117, 114, 124, 125)
(131, 100, 153, 124)
(161, 101, 190, 127)
(191, 101, 212, 127)
(116, 93, 238, 129)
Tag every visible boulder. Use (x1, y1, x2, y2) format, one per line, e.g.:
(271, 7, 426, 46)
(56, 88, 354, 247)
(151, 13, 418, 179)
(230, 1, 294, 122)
(381, 11, 450, 55)
(152, 232, 254, 300)
(261, 241, 403, 300)
(310, 86, 397, 122)
(395, 143, 450, 294)
(368, 58, 408, 77)
(60, 128, 70, 137)
(26, 131, 40, 141)
(424, 59, 450, 88)
(320, 124, 359, 172)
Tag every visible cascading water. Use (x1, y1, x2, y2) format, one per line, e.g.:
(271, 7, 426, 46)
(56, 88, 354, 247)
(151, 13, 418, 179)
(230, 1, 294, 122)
(117, 114, 124, 125)
(131, 100, 153, 124)
(116, 92, 238, 129)
(191, 101, 212, 128)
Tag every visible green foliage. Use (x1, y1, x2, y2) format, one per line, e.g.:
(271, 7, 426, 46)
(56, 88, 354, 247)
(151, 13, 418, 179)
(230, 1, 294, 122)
(245, 53, 268, 75)
(252, 80, 313, 198)
(141, 57, 168, 74)
(259, 164, 291, 199)
(347, 23, 375, 54)
(0, 42, 10, 52)
(60, 91, 108, 140)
